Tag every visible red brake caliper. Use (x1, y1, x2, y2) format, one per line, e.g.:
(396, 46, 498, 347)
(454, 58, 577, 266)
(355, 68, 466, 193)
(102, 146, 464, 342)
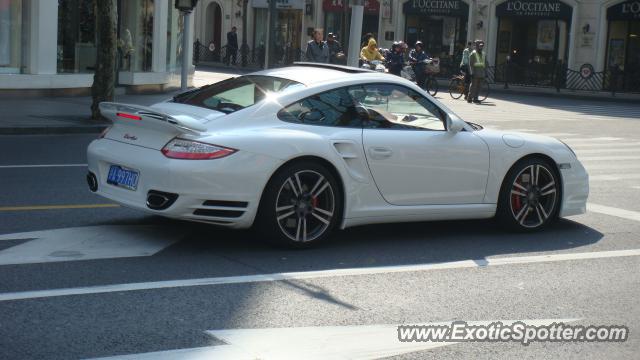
(512, 177, 522, 211)
(311, 196, 318, 209)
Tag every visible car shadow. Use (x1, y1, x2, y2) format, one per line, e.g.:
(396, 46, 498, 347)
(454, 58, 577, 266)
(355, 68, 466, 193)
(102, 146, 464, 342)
(170, 216, 603, 274)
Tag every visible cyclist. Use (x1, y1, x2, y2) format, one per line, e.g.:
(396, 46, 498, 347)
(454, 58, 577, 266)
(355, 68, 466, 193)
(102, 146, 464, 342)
(386, 41, 405, 76)
(409, 41, 429, 88)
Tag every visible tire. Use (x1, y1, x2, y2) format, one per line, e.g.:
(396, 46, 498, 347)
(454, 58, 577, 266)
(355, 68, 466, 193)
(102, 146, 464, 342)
(477, 79, 490, 102)
(449, 78, 465, 99)
(496, 158, 561, 232)
(256, 161, 343, 248)
(425, 77, 439, 96)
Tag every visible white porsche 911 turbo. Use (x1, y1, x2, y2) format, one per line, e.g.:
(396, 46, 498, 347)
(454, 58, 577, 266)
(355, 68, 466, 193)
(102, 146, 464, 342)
(87, 63, 588, 247)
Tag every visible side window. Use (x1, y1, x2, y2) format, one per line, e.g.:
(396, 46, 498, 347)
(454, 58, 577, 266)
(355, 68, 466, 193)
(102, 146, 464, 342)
(350, 84, 446, 131)
(278, 87, 363, 128)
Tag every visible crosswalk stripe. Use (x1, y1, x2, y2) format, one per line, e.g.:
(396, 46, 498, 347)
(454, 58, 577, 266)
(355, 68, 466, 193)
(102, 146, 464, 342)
(578, 155, 640, 162)
(587, 204, 640, 222)
(575, 148, 640, 155)
(589, 174, 640, 182)
(570, 142, 640, 148)
(585, 163, 640, 171)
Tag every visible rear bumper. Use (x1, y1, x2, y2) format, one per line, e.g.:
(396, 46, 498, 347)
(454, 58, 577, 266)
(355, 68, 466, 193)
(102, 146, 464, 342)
(87, 138, 283, 228)
(559, 159, 589, 217)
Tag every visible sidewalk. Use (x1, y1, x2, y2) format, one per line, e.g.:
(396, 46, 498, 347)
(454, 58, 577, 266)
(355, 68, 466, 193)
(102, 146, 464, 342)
(1, 66, 638, 135)
(0, 68, 236, 135)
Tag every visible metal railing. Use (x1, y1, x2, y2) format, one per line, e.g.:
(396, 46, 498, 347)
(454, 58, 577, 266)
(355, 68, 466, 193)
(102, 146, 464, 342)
(484, 62, 639, 95)
(193, 40, 309, 69)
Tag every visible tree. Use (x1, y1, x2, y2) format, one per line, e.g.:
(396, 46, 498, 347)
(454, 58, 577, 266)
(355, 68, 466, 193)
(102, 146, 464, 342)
(91, 0, 118, 120)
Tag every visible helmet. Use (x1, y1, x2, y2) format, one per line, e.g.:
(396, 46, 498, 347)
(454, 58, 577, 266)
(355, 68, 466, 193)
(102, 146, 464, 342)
(414, 41, 424, 48)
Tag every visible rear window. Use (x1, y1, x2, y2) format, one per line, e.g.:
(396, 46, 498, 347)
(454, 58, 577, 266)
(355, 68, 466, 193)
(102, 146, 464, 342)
(172, 75, 304, 114)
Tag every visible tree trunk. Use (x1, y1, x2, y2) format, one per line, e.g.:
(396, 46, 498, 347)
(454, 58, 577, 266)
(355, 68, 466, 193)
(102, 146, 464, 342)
(91, 0, 117, 120)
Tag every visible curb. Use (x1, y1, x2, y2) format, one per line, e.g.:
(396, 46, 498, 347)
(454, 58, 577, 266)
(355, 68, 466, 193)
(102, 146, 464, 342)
(0, 125, 108, 135)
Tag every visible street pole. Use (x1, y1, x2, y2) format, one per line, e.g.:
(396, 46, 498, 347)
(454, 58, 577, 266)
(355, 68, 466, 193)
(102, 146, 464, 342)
(347, 0, 363, 68)
(181, 10, 192, 91)
(266, 0, 277, 69)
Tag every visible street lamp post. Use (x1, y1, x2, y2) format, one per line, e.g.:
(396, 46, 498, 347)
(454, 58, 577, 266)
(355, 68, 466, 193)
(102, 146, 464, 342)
(347, 0, 364, 67)
(175, 0, 199, 90)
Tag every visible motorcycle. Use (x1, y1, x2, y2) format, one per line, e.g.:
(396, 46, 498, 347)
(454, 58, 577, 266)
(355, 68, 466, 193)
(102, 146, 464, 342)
(361, 60, 387, 73)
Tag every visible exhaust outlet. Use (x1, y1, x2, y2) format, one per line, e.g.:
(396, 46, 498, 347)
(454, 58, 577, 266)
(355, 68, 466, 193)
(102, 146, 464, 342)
(87, 172, 98, 192)
(146, 190, 178, 210)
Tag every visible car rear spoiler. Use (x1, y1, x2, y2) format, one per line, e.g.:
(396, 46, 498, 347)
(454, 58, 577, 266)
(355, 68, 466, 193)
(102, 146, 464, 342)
(99, 102, 207, 134)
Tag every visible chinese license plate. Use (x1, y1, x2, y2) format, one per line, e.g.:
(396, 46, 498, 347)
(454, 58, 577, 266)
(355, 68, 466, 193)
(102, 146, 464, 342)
(106, 165, 139, 191)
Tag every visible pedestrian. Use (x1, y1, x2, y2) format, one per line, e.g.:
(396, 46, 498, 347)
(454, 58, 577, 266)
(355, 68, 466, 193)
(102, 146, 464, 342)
(409, 41, 429, 88)
(305, 29, 329, 63)
(225, 26, 238, 65)
(326, 33, 344, 64)
(468, 40, 486, 104)
(460, 41, 473, 99)
(386, 41, 405, 76)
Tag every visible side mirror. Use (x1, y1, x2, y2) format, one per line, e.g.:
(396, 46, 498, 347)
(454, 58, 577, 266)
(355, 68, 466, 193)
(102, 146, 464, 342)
(446, 115, 465, 132)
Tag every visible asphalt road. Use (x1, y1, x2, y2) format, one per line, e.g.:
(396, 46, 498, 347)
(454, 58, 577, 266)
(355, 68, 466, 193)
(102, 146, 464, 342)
(0, 92, 639, 359)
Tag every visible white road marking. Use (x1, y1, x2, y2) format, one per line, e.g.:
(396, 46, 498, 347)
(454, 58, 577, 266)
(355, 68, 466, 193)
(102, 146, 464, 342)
(0, 226, 180, 266)
(587, 203, 640, 223)
(2, 249, 639, 302)
(589, 174, 640, 182)
(585, 164, 640, 172)
(570, 142, 640, 149)
(578, 155, 640, 162)
(575, 148, 640, 155)
(0, 164, 88, 169)
(91, 319, 578, 360)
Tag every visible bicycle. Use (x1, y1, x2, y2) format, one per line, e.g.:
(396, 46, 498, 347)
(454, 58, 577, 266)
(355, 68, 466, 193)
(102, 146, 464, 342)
(401, 58, 439, 97)
(449, 72, 490, 102)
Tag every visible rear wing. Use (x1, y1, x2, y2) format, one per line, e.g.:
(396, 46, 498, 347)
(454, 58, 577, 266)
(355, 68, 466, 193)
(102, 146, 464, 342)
(99, 102, 207, 134)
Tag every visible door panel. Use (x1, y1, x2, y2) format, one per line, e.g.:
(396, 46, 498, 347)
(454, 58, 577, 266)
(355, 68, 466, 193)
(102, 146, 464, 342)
(363, 129, 490, 205)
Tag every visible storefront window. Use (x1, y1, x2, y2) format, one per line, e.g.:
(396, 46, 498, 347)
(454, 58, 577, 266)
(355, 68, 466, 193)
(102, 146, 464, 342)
(402, 0, 468, 74)
(606, 0, 640, 92)
(166, 2, 183, 72)
(118, 0, 154, 72)
(324, 0, 379, 53)
(494, 0, 572, 84)
(57, 0, 97, 73)
(0, 0, 27, 74)
(251, 0, 303, 67)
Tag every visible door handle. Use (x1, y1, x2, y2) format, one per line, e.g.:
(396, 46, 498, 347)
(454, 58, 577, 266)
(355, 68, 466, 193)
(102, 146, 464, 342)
(368, 147, 393, 159)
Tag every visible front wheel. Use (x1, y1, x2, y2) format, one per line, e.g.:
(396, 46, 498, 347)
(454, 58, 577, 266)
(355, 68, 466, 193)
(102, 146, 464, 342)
(425, 77, 439, 96)
(449, 78, 465, 99)
(497, 158, 560, 231)
(256, 161, 342, 247)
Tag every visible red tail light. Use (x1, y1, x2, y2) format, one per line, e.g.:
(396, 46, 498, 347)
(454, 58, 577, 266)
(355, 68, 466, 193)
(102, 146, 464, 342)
(161, 138, 236, 160)
(117, 112, 142, 120)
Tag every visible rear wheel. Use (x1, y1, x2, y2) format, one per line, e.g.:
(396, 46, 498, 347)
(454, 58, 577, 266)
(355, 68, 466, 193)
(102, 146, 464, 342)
(257, 161, 342, 247)
(449, 78, 465, 99)
(497, 158, 560, 231)
(425, 77, 439, 96)
(477, 79, 490, 102)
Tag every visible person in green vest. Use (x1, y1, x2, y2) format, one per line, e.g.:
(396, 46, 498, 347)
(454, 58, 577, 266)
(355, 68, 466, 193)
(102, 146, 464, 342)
(468, 40, 486, 104)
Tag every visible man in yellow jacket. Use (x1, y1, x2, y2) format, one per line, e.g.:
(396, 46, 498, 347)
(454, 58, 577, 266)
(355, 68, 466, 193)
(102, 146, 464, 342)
(360, 38, 384, 62)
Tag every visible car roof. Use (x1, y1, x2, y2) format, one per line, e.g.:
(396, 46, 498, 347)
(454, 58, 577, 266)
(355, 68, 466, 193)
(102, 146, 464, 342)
(249, 63, 375, 85)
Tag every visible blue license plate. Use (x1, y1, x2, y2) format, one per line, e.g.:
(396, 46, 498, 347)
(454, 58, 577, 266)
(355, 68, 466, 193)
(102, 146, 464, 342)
(106, 165, 139, 190)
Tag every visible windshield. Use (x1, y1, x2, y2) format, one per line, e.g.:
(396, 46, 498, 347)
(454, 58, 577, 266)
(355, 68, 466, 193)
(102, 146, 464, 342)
(173, 75, 304, 114)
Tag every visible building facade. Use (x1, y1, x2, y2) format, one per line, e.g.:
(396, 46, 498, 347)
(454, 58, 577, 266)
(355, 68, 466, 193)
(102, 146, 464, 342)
(194, 0, 639, 91)
(0, 0, 194, 94)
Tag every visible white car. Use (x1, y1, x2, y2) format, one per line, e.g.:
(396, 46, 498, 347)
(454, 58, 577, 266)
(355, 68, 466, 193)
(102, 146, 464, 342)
(87, 63, 589, 247)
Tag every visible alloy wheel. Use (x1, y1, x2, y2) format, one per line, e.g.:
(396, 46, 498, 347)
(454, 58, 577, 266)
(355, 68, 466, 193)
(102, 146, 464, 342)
(275, 170, 335, 242)
(509, 164, 558, 228)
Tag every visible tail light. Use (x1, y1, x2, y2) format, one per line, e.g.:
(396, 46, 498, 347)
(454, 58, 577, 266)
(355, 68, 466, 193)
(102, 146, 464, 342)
(161, 138, 236, 160)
